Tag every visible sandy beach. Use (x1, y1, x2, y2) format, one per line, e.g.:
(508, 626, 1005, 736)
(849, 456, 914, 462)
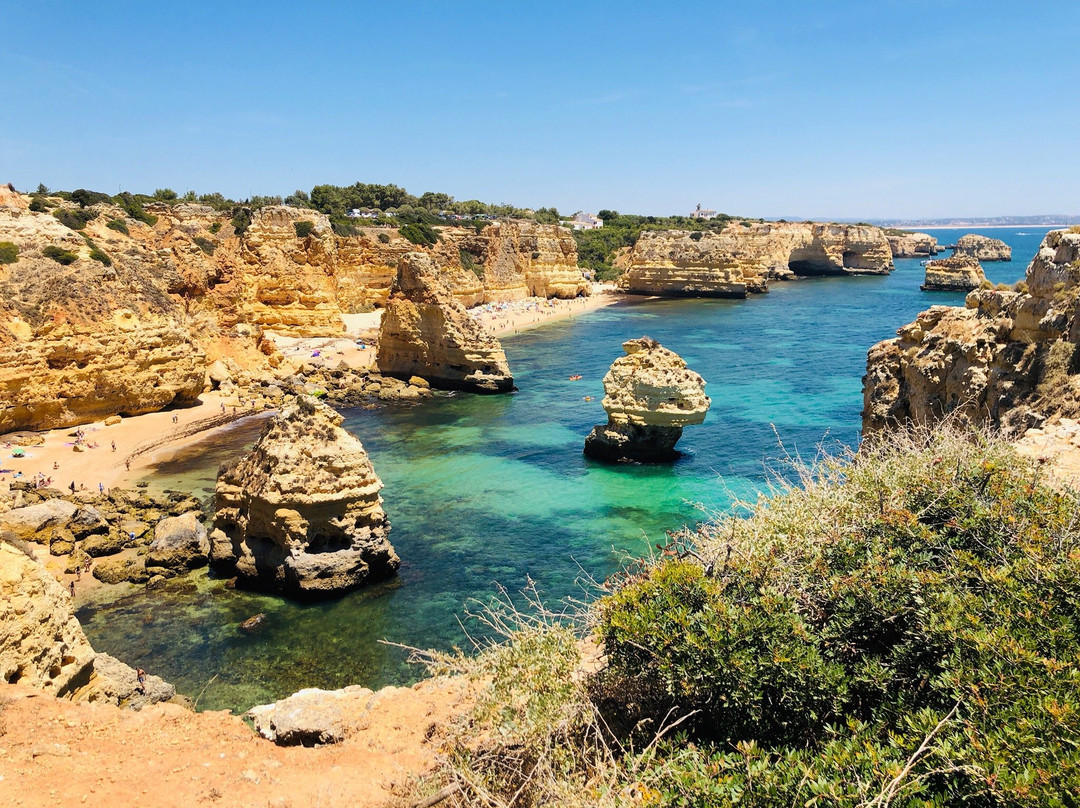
(1, 286, 626, 496)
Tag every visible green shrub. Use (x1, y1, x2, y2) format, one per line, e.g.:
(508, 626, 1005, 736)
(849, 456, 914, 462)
(28, 196, 49, 212)
(88, 248, 112, 266)
(70, 188, 111, 208)
(332, 218, 358, 237)
(0, 241, 18, 264)
(105, 218, 129, 235)
(377, 232, 391, 244)
(42, 245, 78, 265)
(399, 222, 439, 247)
(460, 248, 483, 279)
(293, 220, 315, 238)
(230, 207, 253, 237)
(193, 236, 215, 256)
(689, 231, 703, 241)
(53, 207, 95, 230)
(113, 192, 157, 226)
(208, 221, 221, 234)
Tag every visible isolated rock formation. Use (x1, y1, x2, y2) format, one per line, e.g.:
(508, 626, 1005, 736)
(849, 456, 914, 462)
(619, 222, 893, 297)
(863, 228, 1080, 436)
(921, 254, 986, 292)
(210, 396, 399, 599)
(377, 252, 514, 393)
(954, 233, 1012, 262)
(584, 337, 710, 462)
(886, 231, 940, 258)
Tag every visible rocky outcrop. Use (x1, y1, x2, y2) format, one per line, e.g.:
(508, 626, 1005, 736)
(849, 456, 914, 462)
(146, 512, 209, 571)
(0, 538, 173, 705)
(954, 233, 1011, 262)
(210, 396, 398, 599)
(887, 231, 940, 258)
(584, 337, 710, 462)
(619, 222, 893, 297)
(377, 252, 514, 393)
(921, 254, 986, 292)
(464, 220, 586, 301)
(863, 229, 1080, 436)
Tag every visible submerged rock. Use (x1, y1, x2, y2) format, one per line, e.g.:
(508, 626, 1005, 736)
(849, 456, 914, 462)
(584, 337, 710, 463)
(376, 252, 514, 393)
(209, 396, 399, 599)
(921, 254, 986, 292)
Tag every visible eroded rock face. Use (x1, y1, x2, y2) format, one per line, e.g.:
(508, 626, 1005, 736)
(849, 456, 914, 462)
(619, 222, 893, 297)
(887, 231, 940, 258)
(465, 220, 586, 301)
(921, 254, 986, 292)
(377, 252, 514, 393)
(584, 337, 710, 462)
(210, 397, 399, 599)
(954, 234, 1012, 262)
(863, 229, 1080, 436)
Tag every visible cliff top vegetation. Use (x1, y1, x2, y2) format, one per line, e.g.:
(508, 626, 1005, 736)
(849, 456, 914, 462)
(409, 427, 1080, 807)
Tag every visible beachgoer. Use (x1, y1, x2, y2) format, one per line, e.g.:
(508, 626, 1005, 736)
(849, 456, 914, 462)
(98, 482, 104, 494)
(69, 581, 75, 597)
(172, 414, 178, 424)
(53, 461, 59, 470)
(221, 403, 226, 413)
(69, 480, 75, 494)
(111, 441, 116, 452)
(136, 668, 147, 694)
(84, 557, 91, 573)
(125, 458, 131, 471)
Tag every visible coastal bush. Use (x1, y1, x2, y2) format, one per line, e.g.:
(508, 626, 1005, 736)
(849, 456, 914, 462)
(377, 232, 391, 244)
(230, 207, 253, 238)
(42, 245, 78, 265)
(1014, 280, 1029, 294)
(88, 248, 112, 266)
(293, 220, 315, 238)
(417, 428, 1080, 806)
(193, 236, 215, 256)
(689, 231, 703, 241)
(208, 221, 222, 234)
(113, 192, 157, 226)
(28, 196, 48, 212)
(70, 188, 111, 208)
(0, 241, 18, 264)
(332, 218, 358, 237)
(459, 248, 483, 279)
(399, 222, 439, 247)
(105, 218, 129, 235)
(54, 207, 96, 230)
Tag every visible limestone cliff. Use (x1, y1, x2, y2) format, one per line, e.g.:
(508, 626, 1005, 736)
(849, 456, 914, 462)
(0, 201, 205, 433)
(863, 229, 1080, 436)
(921, 254, 985, 292)
(463, 220, 587, 301)
(887, 231, 940, 258)
(584, 337, 710, 462)
(619, 222, 893, 297)
(0, 538, 174, 705)
(954, 233, 1012, 262)
(377, 252, 514, 393)
(210, 396, 399, 599)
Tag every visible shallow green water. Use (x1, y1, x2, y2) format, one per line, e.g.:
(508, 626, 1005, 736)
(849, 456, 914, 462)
(78, 228, 1050, 712)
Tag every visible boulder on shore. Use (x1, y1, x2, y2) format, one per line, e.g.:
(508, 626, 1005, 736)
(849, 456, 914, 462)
(210, 396, 399, 599)
(147, 512, 210, 571)
(921, 254, 986, 292)
(376, 252, 514, 393)
(584, 337, 710, 463)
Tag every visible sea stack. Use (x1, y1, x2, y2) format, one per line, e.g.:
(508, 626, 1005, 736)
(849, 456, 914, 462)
(376, 252, 515, 393)
(953, 234, 1012, 262)
(584, 337, 710, 463)
(921, 254, 985, 292)
(209, 396, 399, 600)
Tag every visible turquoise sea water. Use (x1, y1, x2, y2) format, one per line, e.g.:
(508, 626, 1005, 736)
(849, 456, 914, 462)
(77, 227, 1052, 712)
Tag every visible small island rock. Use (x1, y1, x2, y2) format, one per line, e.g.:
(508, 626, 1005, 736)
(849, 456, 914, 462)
(209, 396, 399, 599)
(584, 337, 710, 463)
(953, 234, 1011, 262)
(921, 254, 986, 292)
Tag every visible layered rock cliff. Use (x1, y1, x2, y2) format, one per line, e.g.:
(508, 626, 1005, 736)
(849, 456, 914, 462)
(921, 254, 985, 292)
(377, 252, 515, 393)
(619, 222, 893, 297)
(863, 229, 1080, 436)
(954, 233, 1012, 262)
(886, 231, 940, 258)
(0, 186, 579, 432)
(210, 396, 399, 599)
(584, 337, 710, 462)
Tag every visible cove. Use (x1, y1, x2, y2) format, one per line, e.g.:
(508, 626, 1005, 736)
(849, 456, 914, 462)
(77, 228, 1051, 713)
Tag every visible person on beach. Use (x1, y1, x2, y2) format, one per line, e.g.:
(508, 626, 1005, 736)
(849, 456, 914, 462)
(136, 668, 147, 694)
(69, 580, 75, 597)
(125, 458, 130, 471)
(111, 440, 116, 452)
(69, 480, 75, 494)
(98, 482, 104, 494)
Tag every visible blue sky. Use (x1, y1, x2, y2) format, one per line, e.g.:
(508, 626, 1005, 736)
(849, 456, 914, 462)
(2, 1, 1077, 219)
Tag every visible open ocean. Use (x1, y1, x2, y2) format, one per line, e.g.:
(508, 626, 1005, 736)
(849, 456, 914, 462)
(77, 227, 1053, 712)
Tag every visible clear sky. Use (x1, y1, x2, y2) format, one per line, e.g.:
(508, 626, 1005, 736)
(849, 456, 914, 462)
(2, 1, 1077, 219)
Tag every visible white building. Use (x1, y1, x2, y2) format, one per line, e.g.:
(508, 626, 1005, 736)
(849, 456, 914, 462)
(690, 204, 718, 220)
(569, 211, 603, 230)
